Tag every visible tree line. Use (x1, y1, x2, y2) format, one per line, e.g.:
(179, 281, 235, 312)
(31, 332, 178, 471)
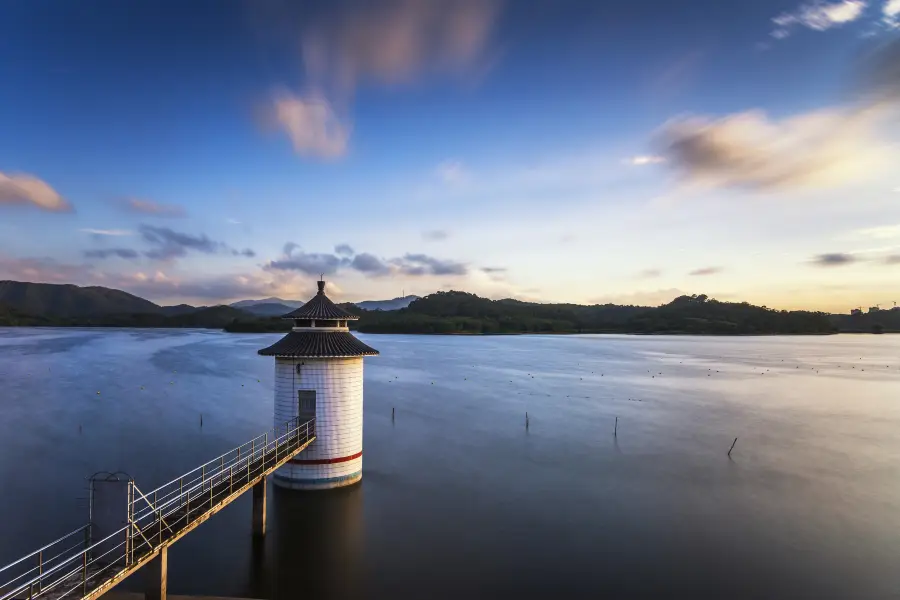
(226, 291, 839, 335)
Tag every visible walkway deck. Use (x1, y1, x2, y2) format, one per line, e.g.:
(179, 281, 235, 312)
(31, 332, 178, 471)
(0, 417, 315, 600)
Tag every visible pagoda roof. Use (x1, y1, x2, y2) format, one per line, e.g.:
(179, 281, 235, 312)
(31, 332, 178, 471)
(257, 330, 379, 358)
(281, 280, 358, 320)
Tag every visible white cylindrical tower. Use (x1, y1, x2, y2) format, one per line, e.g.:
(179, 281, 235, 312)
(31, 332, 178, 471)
(258, 280, 378, 491)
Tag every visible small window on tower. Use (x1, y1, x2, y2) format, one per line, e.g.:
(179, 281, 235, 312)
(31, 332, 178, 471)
(297, 390, 316, 420)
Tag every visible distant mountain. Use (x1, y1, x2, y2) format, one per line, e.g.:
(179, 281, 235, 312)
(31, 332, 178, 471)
(159, 304, 203, 316)
(242, 302, 295, 317)
(231, 297, 303, 310)
(231, 295, 418, 313)
(346, 291, 838, 335)
(0, 279, 874, 336)
(354, 295, 420, 311)
(166, 305, 251, 328)
(0, 280, 161, 317)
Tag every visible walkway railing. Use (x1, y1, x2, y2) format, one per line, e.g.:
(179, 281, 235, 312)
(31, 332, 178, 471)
(0, 416, 315, 600)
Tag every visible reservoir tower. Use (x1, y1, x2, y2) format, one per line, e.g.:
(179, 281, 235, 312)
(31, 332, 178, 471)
(258, 280, 378, 490)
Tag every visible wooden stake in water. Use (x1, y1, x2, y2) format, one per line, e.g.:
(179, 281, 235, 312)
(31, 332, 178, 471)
(614, 416, 618, 437)
(200, 414, 203, 428)
(525, 412, 529, 430)
(728, 437, 738, 457)
(392, 407, 395, 422)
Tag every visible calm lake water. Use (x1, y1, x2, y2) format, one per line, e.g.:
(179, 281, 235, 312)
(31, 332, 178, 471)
(1, 328, 899, 599)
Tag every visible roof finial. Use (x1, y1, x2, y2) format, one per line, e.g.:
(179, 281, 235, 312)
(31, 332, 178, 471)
(317, 278, 325, 294)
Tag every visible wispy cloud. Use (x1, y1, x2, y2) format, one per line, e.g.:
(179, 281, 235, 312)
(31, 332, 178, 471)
(0, 255, 92, 283)
(140, 225, 255, 261)
(0, 253, 294, 304)
(771, 0, 867, 39)
(626, 155, 666, 166)
(84, 248, 140, 260)
(885, 0, 900, 26)
(422, 229, 450, 241)
(265, 242, 469, 278)
(885, 254, 900, 263)
(267, 243, 344, 276)
(126, 271, 282, 302)
(851, 223, 900, 239)
(661, 29, 900, 193)
(689, 266, 723, 276)
(269, 90, 350, 158)
(0, 172, 71, 212)
(657, 106, 892, 191)
(123, 199, 187, 218)
(811, 252, 858, 266)
(637, 268, 663, 278)
(481, 266, 506, 281)
(350, 253, 392, 276)
(263, 0, 500, 159)
(80, 228, 134, 237)
(226, 218, 241, 225)
(300, 0, 501, 96)
(397, 253, 467, 276)
(436, 160, 468, 184)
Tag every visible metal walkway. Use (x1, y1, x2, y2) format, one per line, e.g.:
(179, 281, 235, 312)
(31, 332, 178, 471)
(0, 416, 316, 600)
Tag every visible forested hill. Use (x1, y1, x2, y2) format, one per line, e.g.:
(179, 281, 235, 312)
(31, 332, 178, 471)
(351, 291, 836, 334)
(0, 283, 874, 335)
(0, 280, 160, 317)
(226, 291, 839, 335)
(0, 303, 252, 329)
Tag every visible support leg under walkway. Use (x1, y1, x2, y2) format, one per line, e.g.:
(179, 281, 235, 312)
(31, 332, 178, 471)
(145, 546, 167, 600)
(252, 476, 267, 538)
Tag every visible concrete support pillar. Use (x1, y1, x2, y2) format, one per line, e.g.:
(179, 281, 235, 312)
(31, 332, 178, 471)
(252, 476, 267, 538)
(145, 546, 167, 600)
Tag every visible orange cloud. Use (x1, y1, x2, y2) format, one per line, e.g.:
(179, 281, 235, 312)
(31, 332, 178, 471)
(0, 172, 71, 212)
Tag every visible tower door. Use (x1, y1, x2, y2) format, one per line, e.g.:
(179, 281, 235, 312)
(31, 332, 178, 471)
(297, 390, 316, 423)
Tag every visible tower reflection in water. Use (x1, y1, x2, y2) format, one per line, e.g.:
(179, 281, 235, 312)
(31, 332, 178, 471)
(257, 482, 365, 600)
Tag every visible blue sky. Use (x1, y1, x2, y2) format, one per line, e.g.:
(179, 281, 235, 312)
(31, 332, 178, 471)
(1, 0, 900, 310)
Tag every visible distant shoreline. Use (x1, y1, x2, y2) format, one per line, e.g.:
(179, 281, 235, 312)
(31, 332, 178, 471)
(3, 325, 892, 336)
(4, 283, 897, 336)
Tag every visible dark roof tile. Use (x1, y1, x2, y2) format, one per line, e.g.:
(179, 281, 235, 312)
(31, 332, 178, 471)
(282, 281, 357, 320)
(258, 331, 379, 358)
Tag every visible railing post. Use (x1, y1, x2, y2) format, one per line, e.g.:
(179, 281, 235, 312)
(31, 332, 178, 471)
(126, 480, 134, 566)
(82, 549, 87, 596)
(155, 490, 161, 546)
(229, 464, 233, 495)
(37, 550, 42, 593)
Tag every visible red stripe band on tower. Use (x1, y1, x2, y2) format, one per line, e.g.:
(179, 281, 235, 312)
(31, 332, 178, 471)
(289, 451, 362, 465)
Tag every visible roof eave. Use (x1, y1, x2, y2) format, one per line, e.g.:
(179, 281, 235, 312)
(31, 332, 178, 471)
(266, 352, 379, 358)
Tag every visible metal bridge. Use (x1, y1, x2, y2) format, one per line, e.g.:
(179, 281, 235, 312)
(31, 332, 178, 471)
(0, 416, 316, 600)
